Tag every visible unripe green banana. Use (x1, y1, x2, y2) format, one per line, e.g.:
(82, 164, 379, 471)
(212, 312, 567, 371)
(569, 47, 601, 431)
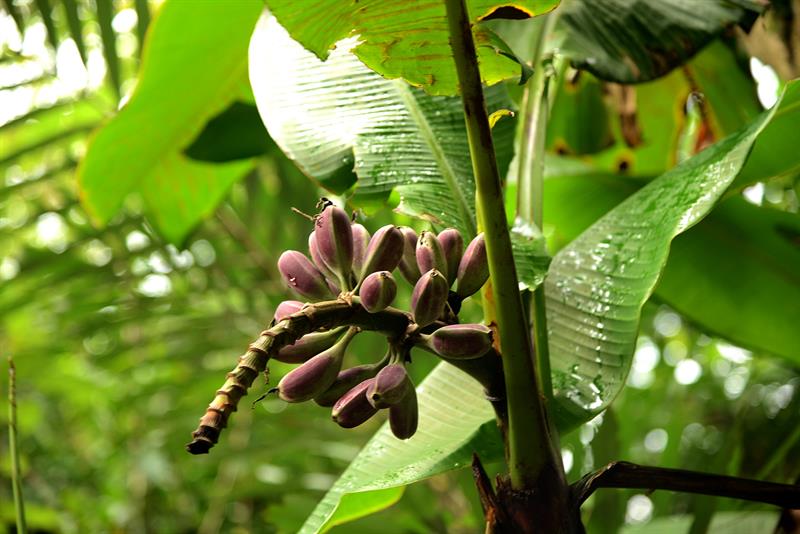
(389, 386, 418, 440)
(366, 364, 410, 409)
(273, 300, 304, 323)
(397, 227, 421, 284)
(278, 250, 334, 301)
(416, 231, 447, 281)
(315, 205, 354, 289)
(359, 271, 397, 313)
(314, 363, 380, 407)
(456, 233, 488, 298)
(351, 223, 371, 280)
(276, 329, 355, 402)
(427, 323, 493, 359)
(360, 225, 404, 280)
(437, 228, 464, 285)
(331, 378, 378, 428)
(410, 269, 448, 327)
(274, 328, 343, 364)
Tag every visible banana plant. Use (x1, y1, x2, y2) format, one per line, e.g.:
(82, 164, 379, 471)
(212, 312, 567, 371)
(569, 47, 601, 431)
(6, 0, 800, 531)
(179, 0, 800, 532)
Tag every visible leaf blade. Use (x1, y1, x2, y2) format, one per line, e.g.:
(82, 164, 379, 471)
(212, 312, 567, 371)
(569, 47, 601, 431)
(558, 0, 764, 83)
(77, 0, 263, 243)
(299, 362, 502, 533)
(249, 14, 516, 236)
(264, 0, 559, 95)
(543, 171, 800, 367)
(544, 81, 796, 427)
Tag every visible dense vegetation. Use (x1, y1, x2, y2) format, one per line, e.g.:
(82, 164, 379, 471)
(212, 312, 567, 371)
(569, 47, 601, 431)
(1, 0, 799, 532)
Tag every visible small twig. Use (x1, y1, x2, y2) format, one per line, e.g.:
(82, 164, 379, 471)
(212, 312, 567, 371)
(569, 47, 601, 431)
(215, 205, 274, 274)
(8, 356, 28, 534)
(571, 461, 800, 510)
(290, 206, 316, 222)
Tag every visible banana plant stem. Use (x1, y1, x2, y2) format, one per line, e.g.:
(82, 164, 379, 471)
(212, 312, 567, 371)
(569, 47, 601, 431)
(515, 20, 559, 400)
(443, 0, 560, 490)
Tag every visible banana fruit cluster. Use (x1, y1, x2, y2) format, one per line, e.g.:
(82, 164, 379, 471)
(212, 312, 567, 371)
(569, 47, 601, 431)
(271, 203, 493, 440)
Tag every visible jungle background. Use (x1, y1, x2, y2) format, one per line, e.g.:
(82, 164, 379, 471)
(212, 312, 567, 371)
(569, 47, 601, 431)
(1, 0, 799, 532)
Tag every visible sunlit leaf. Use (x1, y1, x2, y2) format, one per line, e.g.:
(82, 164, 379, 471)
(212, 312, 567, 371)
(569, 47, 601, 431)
(558, 0, 764, 83)
(543, 81, 795, 429)
(264, 0, 559, 96)
(249, 14, 517, 236)
(78, 0, 263, 244)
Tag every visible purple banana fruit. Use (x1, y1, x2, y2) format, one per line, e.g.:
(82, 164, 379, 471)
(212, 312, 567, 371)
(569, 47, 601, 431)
(410, 269, 448, 327)
(427, 323, 493, 359)
(275, 329, 355, 402)
(314, 363, 380, 407)
(308, 232, 340, 291)
(456, 233, 488, 298)
(273, 300, 304, 323)
(274, 329, 342, 364)
(331, 378, 378, 429)
(437, 228, 464, 285)
(389, 387, 418, 440)
(397, 227, 421, 284)
(360, 225, 404, 280)
(359, 271, 397, 313)
(416, 231, 447, 281)
(351, 223, 370, 279)
(314, 204, 354, 289)
(366, 364, 411, 409)
(277, 250, 333, 301)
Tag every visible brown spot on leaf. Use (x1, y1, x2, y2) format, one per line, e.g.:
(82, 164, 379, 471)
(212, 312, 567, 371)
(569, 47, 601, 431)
(608, 83, 642, 148)
(616, 155, 632, 174)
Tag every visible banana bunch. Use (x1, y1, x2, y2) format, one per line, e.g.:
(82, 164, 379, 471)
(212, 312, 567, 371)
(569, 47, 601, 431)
(271, 203, 492, 440)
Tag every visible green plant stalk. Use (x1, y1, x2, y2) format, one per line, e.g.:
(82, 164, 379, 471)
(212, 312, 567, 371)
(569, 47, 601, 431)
(444, 0, 559, 490)
(755, 423, 800, 481)
(8, 356, 28, 534)
(516, 13, 559, 401)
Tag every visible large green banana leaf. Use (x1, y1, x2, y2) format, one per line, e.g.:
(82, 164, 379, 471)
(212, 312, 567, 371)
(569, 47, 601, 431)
(545, 174, 800, 364)
(543, 82, 795, 429)
(249, 14, 514, 238)
(263, 0, 559, 95)
(558, 0, 764, 83)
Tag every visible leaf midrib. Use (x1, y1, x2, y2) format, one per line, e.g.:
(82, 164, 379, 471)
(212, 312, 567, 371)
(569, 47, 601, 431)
(392, 80, 477, 236)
